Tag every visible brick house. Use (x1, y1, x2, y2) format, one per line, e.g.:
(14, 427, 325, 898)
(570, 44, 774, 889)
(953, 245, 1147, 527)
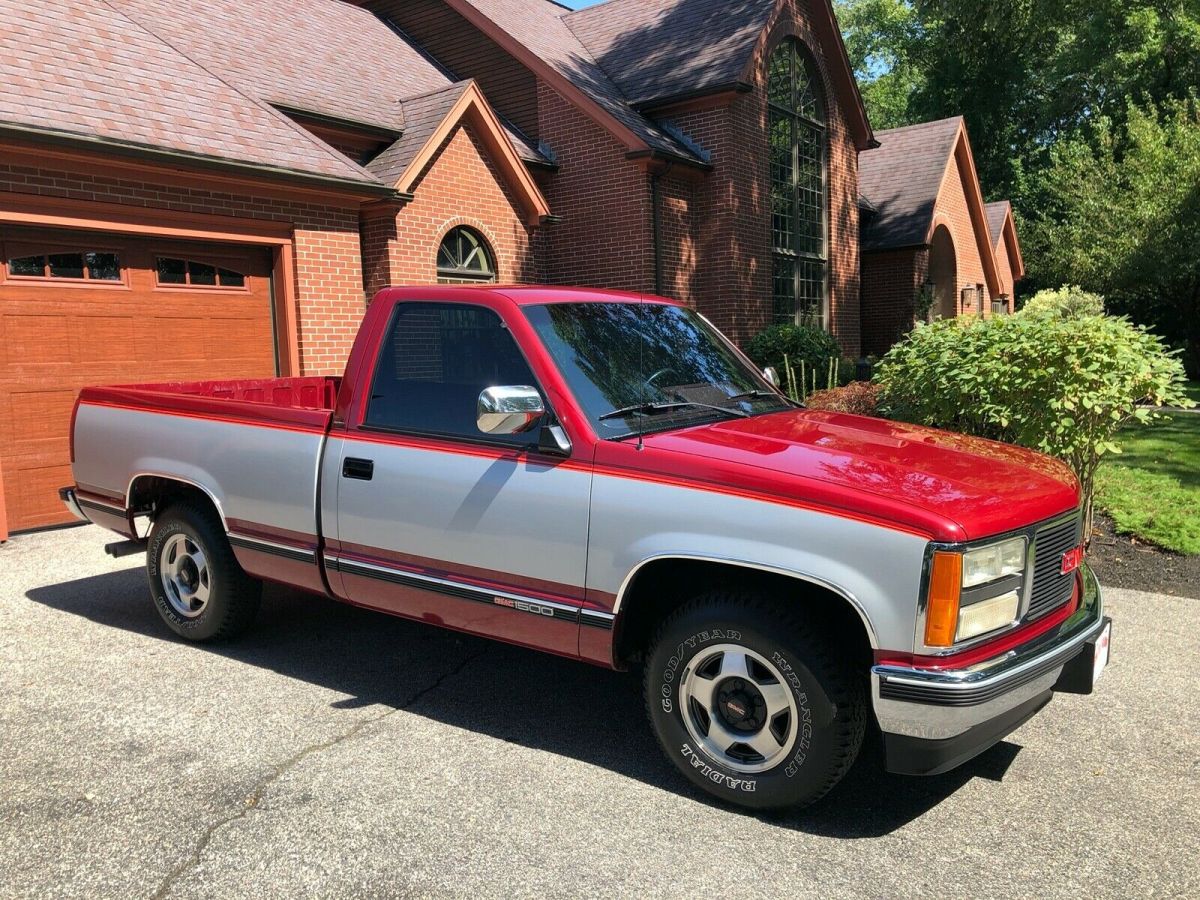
(0, 0, 1011, 535)
(985, 200, 1025, 302)
(858, 117, 1023, 356)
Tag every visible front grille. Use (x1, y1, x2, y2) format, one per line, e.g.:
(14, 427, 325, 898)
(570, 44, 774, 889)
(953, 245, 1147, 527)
(1026, 513, 1081, 621)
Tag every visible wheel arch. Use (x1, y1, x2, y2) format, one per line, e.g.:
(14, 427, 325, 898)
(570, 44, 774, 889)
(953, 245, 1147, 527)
(611, 554, 878, 669)
(126, 472, 229, 533)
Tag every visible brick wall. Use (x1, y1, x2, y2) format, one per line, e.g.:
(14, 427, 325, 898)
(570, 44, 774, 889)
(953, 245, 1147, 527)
(535, 82, 654, 292)
(364, 121, 540, 294)
(0, 158, 366, 375)
(672, 102, 769, 345)
(670, 0, 862, 354)
(993, 233, 1016, 312)
(860, 247, 926, 356)
(932, 155, 989, 317)
(655, 171, 700, 303)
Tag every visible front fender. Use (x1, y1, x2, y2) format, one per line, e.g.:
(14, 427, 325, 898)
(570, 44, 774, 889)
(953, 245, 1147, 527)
(587, 474, 930, 653)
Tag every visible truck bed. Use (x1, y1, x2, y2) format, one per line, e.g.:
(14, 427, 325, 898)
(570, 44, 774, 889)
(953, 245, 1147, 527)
(70, 375, 339, 594)
(77, 376, 341, 432)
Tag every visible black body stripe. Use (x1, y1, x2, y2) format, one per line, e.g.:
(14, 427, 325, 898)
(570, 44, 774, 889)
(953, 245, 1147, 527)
(229, 534, 317, 564)
(328, 556, 615, 629)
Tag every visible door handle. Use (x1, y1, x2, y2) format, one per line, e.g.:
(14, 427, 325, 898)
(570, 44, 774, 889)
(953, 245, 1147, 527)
(342, 457, 374, 481)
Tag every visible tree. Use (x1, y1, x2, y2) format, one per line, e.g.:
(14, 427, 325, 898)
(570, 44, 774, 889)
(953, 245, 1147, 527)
(836, 0, 1200, 208)
(836, 0, 925, 129)
(1024, 99, 1200, 375)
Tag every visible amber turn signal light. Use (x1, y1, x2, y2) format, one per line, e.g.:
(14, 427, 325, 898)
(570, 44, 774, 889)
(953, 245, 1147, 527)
(924, 551, 962, 647)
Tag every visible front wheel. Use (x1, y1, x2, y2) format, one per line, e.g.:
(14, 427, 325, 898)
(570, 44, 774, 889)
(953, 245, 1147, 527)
(146, 502, 261, 641)
(644, 591, 866, 810)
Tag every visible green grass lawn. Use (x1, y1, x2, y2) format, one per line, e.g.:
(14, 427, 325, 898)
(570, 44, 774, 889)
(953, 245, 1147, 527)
(1095, 386, 1200, 555)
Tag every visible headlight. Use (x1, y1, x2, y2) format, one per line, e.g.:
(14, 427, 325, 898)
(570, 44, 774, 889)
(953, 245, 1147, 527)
(956, 590, 1021, 642)
(962, 537, 1026, 587)
(923, 537, 1028, 648)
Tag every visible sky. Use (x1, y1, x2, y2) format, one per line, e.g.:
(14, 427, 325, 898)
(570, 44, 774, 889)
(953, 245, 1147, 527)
(560, 1, 604, 8)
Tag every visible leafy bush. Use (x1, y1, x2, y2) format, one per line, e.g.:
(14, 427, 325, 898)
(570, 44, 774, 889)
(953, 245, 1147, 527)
(805, 382, 881, 416)
(1021, 285, 1105, 319)
(874, 311, 1195, 534)
(746, 324, 842, 383)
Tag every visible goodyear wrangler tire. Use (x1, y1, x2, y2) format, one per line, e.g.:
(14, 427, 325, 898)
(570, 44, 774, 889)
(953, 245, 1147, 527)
(644, 591, 866, 810)
(146, 502, 261, 642)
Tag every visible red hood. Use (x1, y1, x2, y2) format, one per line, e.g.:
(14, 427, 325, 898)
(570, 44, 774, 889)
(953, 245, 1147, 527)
(619, 410, 1080, 542)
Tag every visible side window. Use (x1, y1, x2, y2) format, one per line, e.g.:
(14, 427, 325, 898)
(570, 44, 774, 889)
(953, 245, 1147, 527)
(365, 302, 540, 445)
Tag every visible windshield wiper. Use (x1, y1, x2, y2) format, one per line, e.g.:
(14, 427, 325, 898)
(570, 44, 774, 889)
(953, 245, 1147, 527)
(726, 389, 802, 408)
(598, 400, 749, 422)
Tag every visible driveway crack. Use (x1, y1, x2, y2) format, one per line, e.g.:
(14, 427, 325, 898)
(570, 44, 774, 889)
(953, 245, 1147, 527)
(150, 647, 487, 899)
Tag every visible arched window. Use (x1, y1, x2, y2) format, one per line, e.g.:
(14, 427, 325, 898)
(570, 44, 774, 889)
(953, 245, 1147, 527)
(768, 39, 828, 328)
(436, 227, 496, 284)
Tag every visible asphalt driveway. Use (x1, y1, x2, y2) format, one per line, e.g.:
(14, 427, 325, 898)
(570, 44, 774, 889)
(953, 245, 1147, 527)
(1, 525, 1197, 899)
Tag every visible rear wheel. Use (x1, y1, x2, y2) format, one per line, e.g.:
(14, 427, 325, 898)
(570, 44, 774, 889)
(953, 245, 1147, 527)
(146, 502, 261, 641)
(644, 590, 866, 810)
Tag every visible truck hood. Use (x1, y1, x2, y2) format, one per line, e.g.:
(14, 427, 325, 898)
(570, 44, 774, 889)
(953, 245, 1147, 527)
(638, 410, 1080, 542)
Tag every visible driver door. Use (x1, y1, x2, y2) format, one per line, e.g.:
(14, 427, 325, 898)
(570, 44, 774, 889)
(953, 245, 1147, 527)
(326, 300, 591, 657)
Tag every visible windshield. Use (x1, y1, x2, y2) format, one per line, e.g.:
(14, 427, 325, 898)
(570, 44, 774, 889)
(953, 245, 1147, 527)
(523, 302, 793, 438)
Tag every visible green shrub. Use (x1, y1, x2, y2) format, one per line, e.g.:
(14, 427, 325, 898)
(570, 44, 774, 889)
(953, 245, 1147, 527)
(1021, 285, 1105, 319)
(746, 324, 842, 382)
(805, 382, 881, 416)
(874, 312, 1194, 534)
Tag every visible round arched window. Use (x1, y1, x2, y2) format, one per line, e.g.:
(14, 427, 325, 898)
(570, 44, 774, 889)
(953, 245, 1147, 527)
(436, 227, 496, 284)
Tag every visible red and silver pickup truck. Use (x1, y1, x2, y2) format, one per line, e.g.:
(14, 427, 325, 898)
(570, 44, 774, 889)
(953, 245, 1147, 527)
(61, 285, 1111, 809)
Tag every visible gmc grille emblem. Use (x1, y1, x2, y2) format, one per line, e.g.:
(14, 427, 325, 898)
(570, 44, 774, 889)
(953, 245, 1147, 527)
(1061, 545, 1084, 575)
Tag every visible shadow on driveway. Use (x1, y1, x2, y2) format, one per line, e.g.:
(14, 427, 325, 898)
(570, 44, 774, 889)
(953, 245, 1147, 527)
(26, 569, 1023, 838)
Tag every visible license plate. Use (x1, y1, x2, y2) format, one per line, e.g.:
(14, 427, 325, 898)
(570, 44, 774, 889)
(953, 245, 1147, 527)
(1093, 621, 1111, 684)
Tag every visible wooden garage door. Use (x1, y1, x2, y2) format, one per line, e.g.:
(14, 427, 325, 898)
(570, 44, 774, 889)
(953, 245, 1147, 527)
(0, 227, 277, 532)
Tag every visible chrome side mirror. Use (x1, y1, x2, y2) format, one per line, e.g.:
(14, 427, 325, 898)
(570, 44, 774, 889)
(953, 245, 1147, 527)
(477, 385, 545, 435)
(763, 366, 780, 388)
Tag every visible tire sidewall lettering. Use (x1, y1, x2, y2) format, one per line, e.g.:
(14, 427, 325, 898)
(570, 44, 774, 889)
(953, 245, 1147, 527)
(771, 650, 814, 778)
(657, 627, 817, 787)
(659, 628, 741, 713)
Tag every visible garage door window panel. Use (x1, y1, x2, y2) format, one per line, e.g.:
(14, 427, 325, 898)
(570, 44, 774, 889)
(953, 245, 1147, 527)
(156, 256, 248, 290)
(3, 244, 125, 285)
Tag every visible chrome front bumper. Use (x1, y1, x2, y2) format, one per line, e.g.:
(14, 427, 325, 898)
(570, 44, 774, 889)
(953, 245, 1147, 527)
(873, 564, 1107, 773)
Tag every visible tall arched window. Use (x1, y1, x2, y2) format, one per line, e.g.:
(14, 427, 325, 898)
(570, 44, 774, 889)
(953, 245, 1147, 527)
(436, 226, 496, 284)
(768, 39, 828, 328)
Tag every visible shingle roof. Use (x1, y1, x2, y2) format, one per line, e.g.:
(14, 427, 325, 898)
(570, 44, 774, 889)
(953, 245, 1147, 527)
(858, 116, 963, 250)
(109, 0, 450, 134)
(985, 200, 1010, 249)
(564, 0, 775, 107)
(450, 0, 707, 163)
(368, 83, 475, 185)
(0, 0, 377, 186)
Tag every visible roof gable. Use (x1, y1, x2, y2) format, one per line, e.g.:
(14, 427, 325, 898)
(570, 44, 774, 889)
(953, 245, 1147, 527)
(858, 117, 963, 250)
(985, 200, 1010, 248)
(440, 0, 709, 164)
(565, 0, 873, 148)
(368, 81, 551, 225)
(860, 116, 1001, 295)
(0, 0, 379, 188)
(985, 200, 1025, 281)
